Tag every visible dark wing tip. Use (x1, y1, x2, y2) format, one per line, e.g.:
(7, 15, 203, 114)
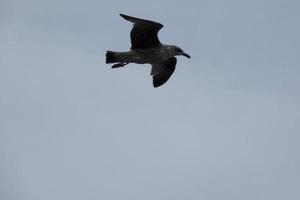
(119, 13, 127, 19)
(119, 13, 163, 28)
(119, 13, 139, 23)
(153, 83, 160, 88)
(153, 80, 166, 88)
(152, 76, 169, 88)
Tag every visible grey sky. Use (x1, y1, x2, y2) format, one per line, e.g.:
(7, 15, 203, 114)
(1, 0, 300, 199)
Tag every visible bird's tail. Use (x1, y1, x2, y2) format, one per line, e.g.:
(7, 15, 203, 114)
(106, 51, 117, 63)
(106, 50, 130, 64)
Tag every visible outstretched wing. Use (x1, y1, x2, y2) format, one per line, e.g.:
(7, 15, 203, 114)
(151, 57, 177, 88)
(120, 14, 163, 50)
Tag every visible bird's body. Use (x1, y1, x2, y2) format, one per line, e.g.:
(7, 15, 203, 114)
(108, 45, 177, 65)
(106, 14, 190, 87)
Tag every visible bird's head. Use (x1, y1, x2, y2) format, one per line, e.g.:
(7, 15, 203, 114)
(170, 45, 191, 58)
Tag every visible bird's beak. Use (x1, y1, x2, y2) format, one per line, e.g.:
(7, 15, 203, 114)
(182, 52, 191, 58)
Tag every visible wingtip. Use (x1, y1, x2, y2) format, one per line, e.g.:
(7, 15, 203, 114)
(119, 13, 127, 19)
(152, 81, 164, 88)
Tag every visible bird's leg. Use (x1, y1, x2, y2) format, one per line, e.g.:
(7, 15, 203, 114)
(111, 62, 128, 69)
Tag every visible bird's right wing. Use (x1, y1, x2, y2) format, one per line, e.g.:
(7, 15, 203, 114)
(120, 14, 163, 49)
(151, 57, 177, 88)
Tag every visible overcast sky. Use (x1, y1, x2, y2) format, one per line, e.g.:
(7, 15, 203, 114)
(1, 0, 300, 200)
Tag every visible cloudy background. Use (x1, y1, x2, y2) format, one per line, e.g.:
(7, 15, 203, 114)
(1, 0, 300, 199)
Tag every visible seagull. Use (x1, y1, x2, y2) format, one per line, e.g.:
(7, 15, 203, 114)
(106, 14, 191, 88)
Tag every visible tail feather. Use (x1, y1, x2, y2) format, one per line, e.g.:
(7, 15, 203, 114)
(106, 51, 117, 63)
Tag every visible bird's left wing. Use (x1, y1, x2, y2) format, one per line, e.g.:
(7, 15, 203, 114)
(120, 14, 163, 49)
(151, 57, 177, 88)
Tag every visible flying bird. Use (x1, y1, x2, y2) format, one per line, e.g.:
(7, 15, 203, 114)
(106, 14, 190, 88)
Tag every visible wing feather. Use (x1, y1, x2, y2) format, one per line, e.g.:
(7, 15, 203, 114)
(152, 57, 177, 88)
(120, 14, 163, 49)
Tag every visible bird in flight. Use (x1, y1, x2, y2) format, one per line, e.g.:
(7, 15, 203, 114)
(106, 14, 190, 88)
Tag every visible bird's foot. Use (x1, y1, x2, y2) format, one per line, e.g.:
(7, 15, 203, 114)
(111, 62, 128, 68)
